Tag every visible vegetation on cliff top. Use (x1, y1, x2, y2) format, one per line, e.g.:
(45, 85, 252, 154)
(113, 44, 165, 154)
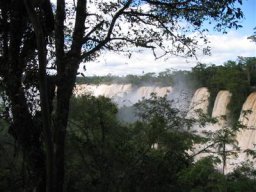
(77, 57, 256, 121)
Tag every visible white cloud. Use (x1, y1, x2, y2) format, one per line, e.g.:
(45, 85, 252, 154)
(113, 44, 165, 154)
(81, 31, 256, 76)
(198, 32, 255, 64)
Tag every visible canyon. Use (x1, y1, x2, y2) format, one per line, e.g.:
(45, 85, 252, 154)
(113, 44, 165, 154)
(74, 83, 256, 172)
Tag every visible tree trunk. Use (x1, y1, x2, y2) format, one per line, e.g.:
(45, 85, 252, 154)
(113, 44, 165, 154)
(53, 0, 87, 189)
(24, 1, 55, 191)
(2, 1, 47, 190)
(54, 58, 79, 192)
(22, 1, 86, 191)
(222, 144, 226, 175)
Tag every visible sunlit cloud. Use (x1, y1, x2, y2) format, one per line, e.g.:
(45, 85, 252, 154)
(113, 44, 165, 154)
(81, 31, 255, 76)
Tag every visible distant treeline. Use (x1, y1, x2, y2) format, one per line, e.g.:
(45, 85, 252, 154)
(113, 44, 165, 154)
(77, 57, 256, 122)
(77, 70, 175, 86)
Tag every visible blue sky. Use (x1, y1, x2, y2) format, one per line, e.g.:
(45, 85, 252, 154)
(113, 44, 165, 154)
(239, 0, 256, 35)
(205, 0, 255, 35)
(81, 0, 256, 76)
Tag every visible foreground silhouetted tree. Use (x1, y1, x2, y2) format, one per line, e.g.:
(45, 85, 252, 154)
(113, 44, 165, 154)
(248, 27, 256, 43)
(0, 0, 244, 191)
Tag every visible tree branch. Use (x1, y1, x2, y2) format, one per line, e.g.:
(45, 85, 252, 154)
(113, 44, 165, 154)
(82, 21, 104, 43)
(81, 0, 132, 60)
(70, 0, 87, 55)
(55, 0, 66, 74)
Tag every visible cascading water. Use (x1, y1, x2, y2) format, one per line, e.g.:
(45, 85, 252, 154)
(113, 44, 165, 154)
(187, 89, 234, 173)
(236, 92, 256, 157)
(74, 84, 133, 97)
(187, 87, 210, 119)
(129, 86, 172, 104)
(74, 84, 172, 106)
(212, 90, 232, 127)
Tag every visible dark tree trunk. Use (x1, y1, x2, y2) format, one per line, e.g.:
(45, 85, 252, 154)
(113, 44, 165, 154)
(54, 57, 80, 192)
(23, 0, 55, 191)
(53, 0, 86, 190)
(2, 1, 47, 191)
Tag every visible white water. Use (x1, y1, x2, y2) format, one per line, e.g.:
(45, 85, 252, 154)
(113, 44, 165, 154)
(74, 84, 172, 106)
(187, 87, 210, 119)
(212, 90, 232, 127)
(236, 92, 256, 158)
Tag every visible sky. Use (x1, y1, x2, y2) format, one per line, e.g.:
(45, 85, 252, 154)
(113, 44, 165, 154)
(81, 0, 256, 76)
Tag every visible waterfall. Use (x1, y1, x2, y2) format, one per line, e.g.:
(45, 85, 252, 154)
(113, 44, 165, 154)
(74, 84, 172, 106)
(212, 90, 232, 126)
(187, 87, 210, 119)
(188, 89, 233, 172)
(129, 86, 172, 104)
(74, 84, 256, 171)
(236, 92, 256, 153)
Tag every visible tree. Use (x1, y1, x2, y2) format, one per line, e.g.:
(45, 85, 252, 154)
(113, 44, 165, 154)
(178, 156, 226, 192)
(67, 94, 195, 191)
(0, 0, 244, 191)
(67, 95, 121, 191)
(120, 94, 196, 191)
(226, 162, 256, 192)
(248, 27, 256, 43)
(212, 126, 239, 175)
(238, 57, 256, 86)
(189, 59, 256, 122)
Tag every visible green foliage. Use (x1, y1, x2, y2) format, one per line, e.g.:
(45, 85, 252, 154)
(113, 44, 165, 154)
(134, 93, 200, 157)
(212, 126, 239, 174)
(76, 75, 118, 85)
(190, 58, 256, 123)
(76, 70, 174, 86)
(178, 157, 225, 192)
(0, 111, 24, 192)
(67, 95, 123, 191)
(2, 92, 256, 191)
(248, 27, 256, 43)
(226, 162, 256, 192)
(65, 94, 200, 191)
